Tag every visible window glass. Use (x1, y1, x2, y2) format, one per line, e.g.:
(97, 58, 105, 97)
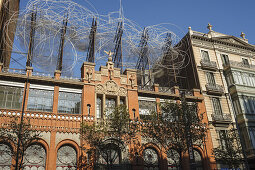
(221, 54, 229, 66)
(242, 58, 250, 67)
(58, 92, 81, 114)
(96, 97, 102, 118)
(23, 144, 46, 170)
(212, 98, 222, 115)
(139, 100, 156, 120)
(201, 50, 210, 61)
(105, 98, 116, 117)
(56, 145, 77, 169)
(27, 89, 53, 112)
(0, 144, 12, 169)
(206, 72, 216, 85)
(0, 85, 23, 110)
(193, 150, 203, 170)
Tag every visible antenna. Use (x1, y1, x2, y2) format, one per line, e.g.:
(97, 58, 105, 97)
(86, 18, 97, 63)
(113, 21, 123, 73)
(56, 13, 68, 71)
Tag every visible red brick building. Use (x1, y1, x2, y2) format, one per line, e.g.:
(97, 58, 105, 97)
(0, 56, 216, 170)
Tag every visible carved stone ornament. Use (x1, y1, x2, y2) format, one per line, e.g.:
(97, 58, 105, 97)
(118, 87, 127, 96)
(129, 74, 136, 88)
(95, 84, 105, 94)
(105, 80, 118, 95)
(86, 68, 93, 83)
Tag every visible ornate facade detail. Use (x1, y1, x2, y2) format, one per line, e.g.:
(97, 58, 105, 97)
(129, 74, 136, 88)
(86, 68, 93, 83)
(114, 69, 120, 78)
(121, 76, 127, 84)
(105, 80, 118, 95)
(95, 84, 105, 94)
(118, 87, 127, 96)
(94, 72, 101, 81)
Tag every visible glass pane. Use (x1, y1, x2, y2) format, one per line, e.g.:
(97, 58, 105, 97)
(27, 89, 53, 112)
(23, 144, 46, 169)
(58, 92, 81, 114)
(56, 145, 77, 169)
(0, 85, 23, 109)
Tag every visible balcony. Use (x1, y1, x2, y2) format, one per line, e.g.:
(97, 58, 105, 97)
(211, 113, 232, 124)
(200, 59, 218, 71)
(223, 60, 255, 71)
(205, 83, 224, 95)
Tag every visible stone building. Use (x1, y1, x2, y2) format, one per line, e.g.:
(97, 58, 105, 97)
(0, 53, 216, 169)
(179, 24, 255, 168)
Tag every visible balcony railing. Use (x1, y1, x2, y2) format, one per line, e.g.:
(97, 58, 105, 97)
(200, 59, 218, 71)
(158, 87, 174, 94)
(179, 89, 194, 96)
(138, 85, 154, 91)
(211, 113, 232, 123)
(205, 83, 224, 95)
(223, 60, 255, 71)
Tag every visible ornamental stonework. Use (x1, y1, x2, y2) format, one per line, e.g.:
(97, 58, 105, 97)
(95, 80, 127, 96)
(118, 87, 127, 96)
(105, 80, 118, 95)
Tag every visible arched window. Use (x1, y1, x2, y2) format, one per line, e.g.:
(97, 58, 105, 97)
(23, 144, 46, 170)
(193, 149, 203, 170)
(98, 143, 121, 165)
(167, 149, 180, 170)
(143, 148, 159, 170)
(0, 143, 12, 170)
(56, 145, 77, 170)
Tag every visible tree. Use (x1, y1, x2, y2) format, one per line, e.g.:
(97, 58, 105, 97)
(141, 98, 207, 169)
(80, 105, 140, 169)
(0, 117, 40, 170)
(213, 128, 244, 169)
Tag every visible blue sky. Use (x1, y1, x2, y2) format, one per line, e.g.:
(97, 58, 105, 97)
(15, 0, 254, 76)
(19, 0, 255, 44)
(74, 0, 255, 44)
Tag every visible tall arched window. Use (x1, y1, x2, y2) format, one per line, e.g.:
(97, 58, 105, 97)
(23, 144, 46, 170)
(97, 143, 121, 165)
(0, 143, 12, 170)
(143, 148, 159, 170)
(194, 149, 203, 170)
(167, 149, 180, 170)
(56, 145, 77, 170)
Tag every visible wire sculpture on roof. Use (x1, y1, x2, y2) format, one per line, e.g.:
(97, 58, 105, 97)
(3, 0, 190, 80)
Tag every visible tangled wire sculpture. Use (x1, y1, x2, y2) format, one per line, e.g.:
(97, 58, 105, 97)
(3, 0, 190, 77)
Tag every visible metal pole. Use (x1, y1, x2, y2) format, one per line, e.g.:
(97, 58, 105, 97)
(15, 73, 29, 170)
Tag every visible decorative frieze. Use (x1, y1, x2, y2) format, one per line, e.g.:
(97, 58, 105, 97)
(95, 80, 127, 96)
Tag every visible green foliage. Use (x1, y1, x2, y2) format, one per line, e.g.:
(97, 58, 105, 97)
(80, 105, 140, 167)
(213, 128, 244, 169)
(0, 117, 41, 169)
(141, 98, 207, 166)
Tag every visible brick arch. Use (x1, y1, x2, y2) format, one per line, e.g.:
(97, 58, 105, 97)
(141, 142, 161, 157)
(55, 139, 80, 168)
(193, 145, 205, 159)
(29, 138, 50, 170)
(0, 139, 15, 168)
(141, 142, 162, 169)
(56, 139, 80, 155)
(192, 146, 205, 169)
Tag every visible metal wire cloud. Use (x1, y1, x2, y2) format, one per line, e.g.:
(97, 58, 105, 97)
(3, 0, 190, 78)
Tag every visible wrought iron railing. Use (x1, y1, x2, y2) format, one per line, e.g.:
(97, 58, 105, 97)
(158, 87, 173, 94)
(200, 59, 217, 70)
(211, 113, 232, 122)
(205, 83, 224, 94)
(223, 60, 255, 70)
(138, 85, 154, 91)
